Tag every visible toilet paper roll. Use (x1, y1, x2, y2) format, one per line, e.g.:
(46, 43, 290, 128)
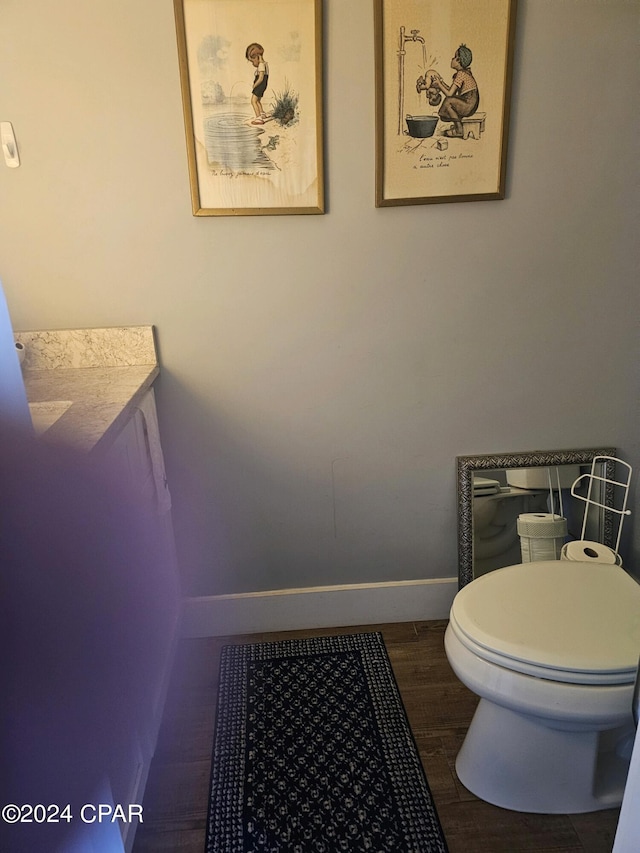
(517, 513, 568, 539)
(560, 540, 622, 566)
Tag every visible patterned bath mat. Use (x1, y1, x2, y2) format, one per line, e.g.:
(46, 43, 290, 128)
(205, 632, 448, 852)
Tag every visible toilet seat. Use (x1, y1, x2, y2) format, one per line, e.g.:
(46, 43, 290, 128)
(451, 561, 640, 685)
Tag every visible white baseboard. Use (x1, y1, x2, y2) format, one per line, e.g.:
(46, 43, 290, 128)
(181, 577, 458, 638)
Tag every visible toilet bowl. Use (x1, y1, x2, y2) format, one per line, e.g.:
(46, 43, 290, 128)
(445, 560, 640, 813)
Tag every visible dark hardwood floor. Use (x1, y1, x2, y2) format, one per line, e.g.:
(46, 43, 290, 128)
(132, 621, 621, 852)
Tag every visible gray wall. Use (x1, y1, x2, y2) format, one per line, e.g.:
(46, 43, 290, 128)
(1, 0, 638, 596)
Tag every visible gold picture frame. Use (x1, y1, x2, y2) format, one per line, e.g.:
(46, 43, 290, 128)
(174, 0, 324, 216)
(374, 0, 517, 207)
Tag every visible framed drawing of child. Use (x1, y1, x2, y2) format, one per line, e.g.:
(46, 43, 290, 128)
(374, 0, 517, 206)
(174, 0, 324, 215)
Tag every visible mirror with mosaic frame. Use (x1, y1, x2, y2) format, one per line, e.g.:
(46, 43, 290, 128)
(457, 448, 617, 587)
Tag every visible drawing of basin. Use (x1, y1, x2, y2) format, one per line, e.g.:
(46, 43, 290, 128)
(405, 115, 438, 138)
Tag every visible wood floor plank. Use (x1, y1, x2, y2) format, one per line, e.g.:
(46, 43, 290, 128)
(568, 810, 621, 853)
(154, 693, 217, 764)
(138, 758, 211, 828)
(412, 731, 461, 807)
(132, 826, 205, 853)
(437, 798, 587, 853)
(133, 620, 622, 853)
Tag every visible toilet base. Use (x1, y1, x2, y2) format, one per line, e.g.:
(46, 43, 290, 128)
(456, 698, 633, 813)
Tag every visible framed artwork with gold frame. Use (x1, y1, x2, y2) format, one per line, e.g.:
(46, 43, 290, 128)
(174, 0, 324, 216)
(374, 0, 517, 207)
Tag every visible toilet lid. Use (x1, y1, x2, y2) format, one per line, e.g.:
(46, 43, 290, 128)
(451, 561, 640, 684)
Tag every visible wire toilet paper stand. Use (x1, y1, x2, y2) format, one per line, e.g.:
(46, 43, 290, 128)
(569, 455, 632, 555)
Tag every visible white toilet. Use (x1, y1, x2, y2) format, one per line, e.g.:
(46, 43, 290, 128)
(445, 560, 640, 813)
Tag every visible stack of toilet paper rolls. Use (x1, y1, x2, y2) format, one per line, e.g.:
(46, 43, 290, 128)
(517, 513, 568, 562)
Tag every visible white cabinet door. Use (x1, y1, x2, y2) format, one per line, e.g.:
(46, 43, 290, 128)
(102, 388, 181, 853)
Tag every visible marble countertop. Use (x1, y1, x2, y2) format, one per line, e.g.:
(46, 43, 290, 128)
(15, 326, 159, 455)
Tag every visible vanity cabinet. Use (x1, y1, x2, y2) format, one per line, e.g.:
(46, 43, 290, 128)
(16, 326, 178, 852)
(100, 388, 181, 852)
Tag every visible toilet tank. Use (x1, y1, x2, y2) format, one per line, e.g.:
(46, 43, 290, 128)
(506, 466, 581, 490)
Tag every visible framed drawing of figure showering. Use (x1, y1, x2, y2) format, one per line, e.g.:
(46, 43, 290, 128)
(174, 0, 324, 215)
(374, 0, 517, 206)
